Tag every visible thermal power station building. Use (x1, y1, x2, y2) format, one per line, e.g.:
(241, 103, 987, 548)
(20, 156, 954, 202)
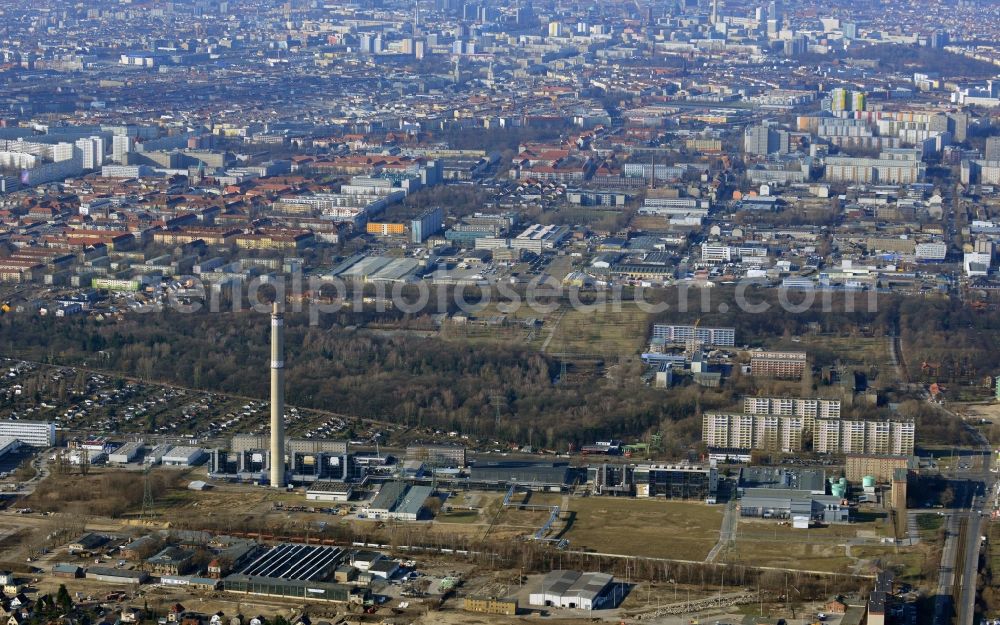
(210, 434, 348, 484)
(208, 303, 351, 487)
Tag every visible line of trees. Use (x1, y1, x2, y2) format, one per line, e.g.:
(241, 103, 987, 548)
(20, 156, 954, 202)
(181, 511, 872, 599)
(1, 289, 995, 449)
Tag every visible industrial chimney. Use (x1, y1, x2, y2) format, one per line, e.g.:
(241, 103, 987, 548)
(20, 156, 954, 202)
(270, 302, 286, 488)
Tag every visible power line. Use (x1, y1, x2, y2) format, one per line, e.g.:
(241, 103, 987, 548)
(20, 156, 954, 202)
(141, 464, 155, 521)
(491, 390, 505, 431)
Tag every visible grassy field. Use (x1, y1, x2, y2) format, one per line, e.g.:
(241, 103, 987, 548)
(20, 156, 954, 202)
(493, 505, 556, 529)
(722, 536, 853, 573)
(545, 304, 652, 358)
(436, 510, 480, 524)
(849, 545, 927, 580)
(766, 335, 894, 370)
(439, 299, 654, 360)
(916, 513, 944, 533)
(722, 518, 934, 577)
(561, 498, 723, 560)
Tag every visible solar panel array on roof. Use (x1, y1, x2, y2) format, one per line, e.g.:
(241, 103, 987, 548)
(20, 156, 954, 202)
(236, 544, 345, 581)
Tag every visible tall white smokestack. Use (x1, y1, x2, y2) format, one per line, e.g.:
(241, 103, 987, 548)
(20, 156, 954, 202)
(270, 302, 286, 488)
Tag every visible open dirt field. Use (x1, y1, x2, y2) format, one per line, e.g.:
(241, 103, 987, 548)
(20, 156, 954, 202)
(560, 498, 723, 560)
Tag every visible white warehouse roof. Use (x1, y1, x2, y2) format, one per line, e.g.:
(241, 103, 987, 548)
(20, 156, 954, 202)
(162, 446, 206, 464)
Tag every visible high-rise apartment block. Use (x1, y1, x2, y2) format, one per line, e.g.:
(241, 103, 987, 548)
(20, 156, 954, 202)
(651, 325, 735, 347)
(701, 412, 808, 453)
(411, 206, 444, 243)
(830, 88, 866, 113)
(75, 136, 104, 170)
(749, 351, 807, 379)
(744, 124, 789, 156)
(813, 418, 914, 455)
(704, 394, 914, 456)
(743, 397, 841, 419)
(985, 136, 1000, 162)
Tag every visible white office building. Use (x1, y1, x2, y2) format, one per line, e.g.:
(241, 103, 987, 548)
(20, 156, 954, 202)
(914, 242, 947, 261)
(0, 420, 56, 447)
(652, 325, 736, 347)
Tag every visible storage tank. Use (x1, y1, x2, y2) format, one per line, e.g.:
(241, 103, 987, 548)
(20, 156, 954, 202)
(862, 475, 876, 489)
(831, 481, 847, 498)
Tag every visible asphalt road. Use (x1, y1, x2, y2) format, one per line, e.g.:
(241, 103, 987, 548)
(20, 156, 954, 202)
(934, 424, 994, 625)
(933, 503, 963, 625)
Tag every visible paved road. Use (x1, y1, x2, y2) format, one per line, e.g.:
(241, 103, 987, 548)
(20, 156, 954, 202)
(958, 504, 984, 625)
(933, 506, 963, 625)
(8, 448, 55, 496)
(926, 417, 994, 625)
(935, 407, 996, 625)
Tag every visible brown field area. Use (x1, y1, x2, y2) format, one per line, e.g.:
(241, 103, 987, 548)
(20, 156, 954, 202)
(545, 304, 652, 358)
(721, 519, 933, 577)
(561, 498, 723, 560)
(766, 334, 894, 370)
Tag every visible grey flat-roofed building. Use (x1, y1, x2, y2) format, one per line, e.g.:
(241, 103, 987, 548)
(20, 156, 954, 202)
(222, 436, 348, 483)
(109, 441, 144, 464)
(739, 488, 849, 523)
(528, 570, 614, 610)
(469, 462, 573, 490)
(405, 443, 467, 467)
(145, 444, 172, 464)
(85, 567, 149, 584)
(737, 467, 827, 495)
(367, 481, 432, 521)
(306, 481, 354, 502)
(651, 325, 736, 347)
(368, 558, 399, 580)
(68, 533, 108, 553)
(223, 575, 365, 604)
(411, 207, 444, 243)
(635, 463, 719, 501)
(160, 576, 220, 590)
(161, 446, 206, 466)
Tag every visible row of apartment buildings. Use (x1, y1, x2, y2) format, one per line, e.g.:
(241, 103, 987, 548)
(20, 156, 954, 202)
(703, 412, 914, 455)
(702, 397, 914, 455)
